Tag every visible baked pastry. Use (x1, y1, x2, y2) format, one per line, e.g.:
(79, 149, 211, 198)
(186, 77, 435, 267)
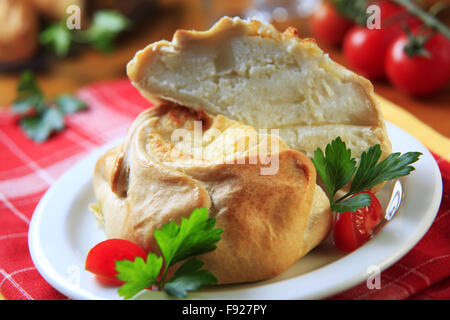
(32, 0, 147, 21)
(31, 0, 85, 20)
(0, 0, 38, 63)
(127, 16, 391, 161)
(93, 101, 332, 284)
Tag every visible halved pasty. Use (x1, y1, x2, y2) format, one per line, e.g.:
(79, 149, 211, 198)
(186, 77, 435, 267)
(127, 16, 391, 161)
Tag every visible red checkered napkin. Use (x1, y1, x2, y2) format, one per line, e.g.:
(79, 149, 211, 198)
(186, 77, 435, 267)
(0, 79, 448, 300)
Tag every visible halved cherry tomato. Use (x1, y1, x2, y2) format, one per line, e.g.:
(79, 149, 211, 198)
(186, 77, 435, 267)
(333, 192, 383, 252)
(85, 239, 147, 285)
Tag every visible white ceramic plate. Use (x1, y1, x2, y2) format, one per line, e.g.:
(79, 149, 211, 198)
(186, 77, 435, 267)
(28, 122, 442, 300)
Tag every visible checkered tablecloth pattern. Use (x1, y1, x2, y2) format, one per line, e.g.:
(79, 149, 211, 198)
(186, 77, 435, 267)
(0, 79, 448, 300)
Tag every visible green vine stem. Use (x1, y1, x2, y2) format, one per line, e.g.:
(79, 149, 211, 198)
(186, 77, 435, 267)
(392, 0, 450, 39)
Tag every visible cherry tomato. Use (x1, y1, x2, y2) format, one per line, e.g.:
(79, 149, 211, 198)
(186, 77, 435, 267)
(343, 27, 388, 79)
(309, 0, 354, 46)
(333, 192, 383, 252)
(94, 274, 125, 286)
(385, 30, 450, 96)
(343, 1, 421, 79)
(85, 239, 148, 285)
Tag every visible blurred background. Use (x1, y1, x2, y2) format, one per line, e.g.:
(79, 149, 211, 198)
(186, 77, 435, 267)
(0, 0, 449, 136)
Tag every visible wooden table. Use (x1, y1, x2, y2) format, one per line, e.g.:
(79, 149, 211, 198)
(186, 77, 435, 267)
(0, 0, 449, 137)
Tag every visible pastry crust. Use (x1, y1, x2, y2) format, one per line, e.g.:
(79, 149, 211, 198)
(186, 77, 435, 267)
(127, 16, 392, 163)
(93, 101, 332, 284)
(0, 0, 38, 63)
(31, 0, 85, 20)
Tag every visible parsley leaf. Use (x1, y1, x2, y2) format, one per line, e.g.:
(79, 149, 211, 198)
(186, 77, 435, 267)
(311, 137, 421, 213)
(40, 22, 73, 57)
(20, 108, 65, 142)
(116, 208, 223, 299)
(40, 10, 131, 57)
(11, 71, 87, 142)
(164, 258, 218, 298)
(55, 94, 87, 114)
(332, 192, 371, 213)
(349, 147, 422, 194)
(11, 72, 45, 114)
(116, 253, 163, 300)
(79, 10, 131, 53)
(311, 137, 357, 202)
(154, 207, 223, 269)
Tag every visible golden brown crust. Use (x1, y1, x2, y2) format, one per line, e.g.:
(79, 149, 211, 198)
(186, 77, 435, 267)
(127, 17, 316, 84)
(93, 101, 332, 284)
(0, 0, 38, 63)
(188, 149, 317, 283)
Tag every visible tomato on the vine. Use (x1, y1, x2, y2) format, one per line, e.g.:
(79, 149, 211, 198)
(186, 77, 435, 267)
(309, 0, 354, 46)
(333, 192, 383, 252)
(85, 239, 148, 286)
(385, 30, 450, 96)
(343, 0, 421, 79)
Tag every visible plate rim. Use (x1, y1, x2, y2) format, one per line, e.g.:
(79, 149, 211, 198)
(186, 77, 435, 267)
(28, 122, 443, 300)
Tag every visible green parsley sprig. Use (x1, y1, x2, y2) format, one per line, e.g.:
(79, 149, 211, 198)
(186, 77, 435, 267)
(115, 207, 223, 299)
(11, 71, 87, 142)
(311, 137, 421, 213)
(40, 10, 131, 57)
